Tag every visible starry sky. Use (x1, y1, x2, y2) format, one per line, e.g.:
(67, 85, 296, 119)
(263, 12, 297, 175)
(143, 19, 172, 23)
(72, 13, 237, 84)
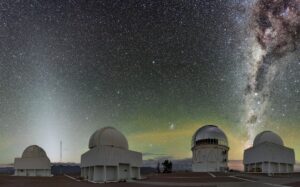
(0, 0, 299, 164)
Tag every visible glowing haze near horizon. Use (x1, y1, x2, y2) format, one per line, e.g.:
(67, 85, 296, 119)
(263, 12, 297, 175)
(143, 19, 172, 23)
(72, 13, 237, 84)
(0, 0, 299, 164)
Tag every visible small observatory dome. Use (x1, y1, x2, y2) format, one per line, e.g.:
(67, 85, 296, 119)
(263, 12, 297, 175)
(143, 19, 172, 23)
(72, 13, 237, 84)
(89, 127, 129, 150)
(21, 145, 48, 158)
(192, 125, 228, 147)
(244, 130, 294, 174)
(253, 131, 284, 146)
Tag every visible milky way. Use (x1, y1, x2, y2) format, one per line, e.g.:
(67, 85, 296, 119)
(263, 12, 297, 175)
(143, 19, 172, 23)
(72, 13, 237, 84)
(0, 0, 299, 163)
(244, 0, 300, 146)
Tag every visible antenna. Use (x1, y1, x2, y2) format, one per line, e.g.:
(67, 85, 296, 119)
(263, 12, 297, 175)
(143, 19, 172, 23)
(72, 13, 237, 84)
(60, 141, 62, 162)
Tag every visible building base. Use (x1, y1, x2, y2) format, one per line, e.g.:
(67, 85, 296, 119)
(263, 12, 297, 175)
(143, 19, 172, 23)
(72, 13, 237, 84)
(14, 169, 51, 177)
(81, 165, 141, 182)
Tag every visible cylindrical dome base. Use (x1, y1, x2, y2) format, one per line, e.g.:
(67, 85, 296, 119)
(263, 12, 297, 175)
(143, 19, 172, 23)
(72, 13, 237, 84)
(192, 144, 229, 172)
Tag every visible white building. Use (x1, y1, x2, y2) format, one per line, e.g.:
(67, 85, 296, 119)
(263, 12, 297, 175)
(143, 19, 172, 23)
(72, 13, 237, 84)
(14, 145, 51, 176)
(191, 125, 229, 172)
(81, 127, 142, 182)
(243, 131, 295, 174)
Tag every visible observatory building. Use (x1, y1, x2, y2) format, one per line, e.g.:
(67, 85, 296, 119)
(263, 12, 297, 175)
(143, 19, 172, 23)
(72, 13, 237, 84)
(191, 125, 229, 172)
(243, 131, 295, 174)
(14, 145, 51, 176)
(81, 127, 142, 182)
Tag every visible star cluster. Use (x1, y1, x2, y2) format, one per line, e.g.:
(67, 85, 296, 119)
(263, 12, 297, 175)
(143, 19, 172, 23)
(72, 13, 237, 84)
(0, 0, 299, 163)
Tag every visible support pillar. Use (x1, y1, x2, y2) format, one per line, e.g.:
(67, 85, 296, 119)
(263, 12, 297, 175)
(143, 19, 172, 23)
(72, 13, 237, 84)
(93, 166, 102, 182)
(103, 166, 106, 182)
(88, 167, 94, 181)
(86, 167, 89, 179)
(129, 165, 132, 179)
(83, 168, 86, 178)
(93, 166, 97, 182)
(137, 168, 141, 179)
(116, 166, 119, 181)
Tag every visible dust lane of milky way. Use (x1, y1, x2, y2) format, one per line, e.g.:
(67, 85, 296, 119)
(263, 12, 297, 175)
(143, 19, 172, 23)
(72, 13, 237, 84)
(0, 0, 299, 163)
(242, 0, 300, 147)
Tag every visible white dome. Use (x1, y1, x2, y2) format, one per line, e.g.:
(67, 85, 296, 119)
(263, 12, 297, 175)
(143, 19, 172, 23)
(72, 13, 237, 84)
(192, 125, 228, 148)
(22, 145, 48, 158)
(253, 131, 284, 146)
(89, 127, 128, 150)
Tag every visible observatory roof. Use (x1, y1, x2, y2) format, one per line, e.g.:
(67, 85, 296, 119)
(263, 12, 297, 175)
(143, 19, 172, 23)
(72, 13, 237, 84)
(192, 125, 228, 147)
(21, 145, 48, 158)
(89, 127, 129, 150)
(253, 131, 284, 146)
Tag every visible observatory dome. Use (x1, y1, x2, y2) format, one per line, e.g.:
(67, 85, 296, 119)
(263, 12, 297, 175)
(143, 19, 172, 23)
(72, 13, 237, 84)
(89, 127, 129, 150)
(253, 131, 284, 146)
(192, 125, 228, 147)
(21, 145, 48, 158)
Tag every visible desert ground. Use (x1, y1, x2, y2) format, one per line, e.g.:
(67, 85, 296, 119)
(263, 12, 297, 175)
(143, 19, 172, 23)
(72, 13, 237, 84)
(1, 172, 300, 187)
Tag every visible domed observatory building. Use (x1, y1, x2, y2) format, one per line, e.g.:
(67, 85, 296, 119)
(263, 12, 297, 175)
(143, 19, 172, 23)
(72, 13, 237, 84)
(81, 127, 142, 182)
(191, 125, 229, 172)
(14, 145, 51, 176)
(243, 131, 295, 174)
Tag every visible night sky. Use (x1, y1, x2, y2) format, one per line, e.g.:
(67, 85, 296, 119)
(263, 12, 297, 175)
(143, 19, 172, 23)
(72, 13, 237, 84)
(0, 0, 299, 164)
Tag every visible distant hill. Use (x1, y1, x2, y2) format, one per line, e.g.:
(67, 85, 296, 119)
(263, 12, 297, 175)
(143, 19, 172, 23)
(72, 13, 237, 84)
(140, 167, 157, 175)
(51, 163, 81, 175)
(0, 167, 14, 175)
(143, 159, 300, 172)
(143, 158, 192, 172)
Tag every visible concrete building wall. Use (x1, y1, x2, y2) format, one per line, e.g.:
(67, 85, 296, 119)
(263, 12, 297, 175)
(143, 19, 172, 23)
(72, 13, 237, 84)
(80, 168, 84, 177)
(106, 166, 117, 181)
(245, 162, 294, 174)
(81, 164, 142, 182)
(36, 169, 50, 176)
(14, 157, 51, 177)
(119, 164, 130, 180)
(14, 157, 51, 170)
(14, 169, 51, 177)
(93, 166, 104, 182)
(262, 162, 268, 173)
(243, 142, 295, 174)
(192, 144, 229, 172)
(80, 145, 142, 182)
(244, 142, 295, 164)
(88, 167, 94, 181)
(131, 167, 140, 179)
(288, 164, 294, 173)
(192, 162, 220, 172)
(81, 146, 142, 168)
(27, 169, 36, 176)
(15, 169, 26, 176)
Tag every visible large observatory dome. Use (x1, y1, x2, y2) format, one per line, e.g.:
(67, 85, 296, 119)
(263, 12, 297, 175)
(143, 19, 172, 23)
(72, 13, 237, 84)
(21, 145, 48, 158)
(192, 125, 228, 147)
(253, 131, 284, 146)
(89, 127, 129, 150)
